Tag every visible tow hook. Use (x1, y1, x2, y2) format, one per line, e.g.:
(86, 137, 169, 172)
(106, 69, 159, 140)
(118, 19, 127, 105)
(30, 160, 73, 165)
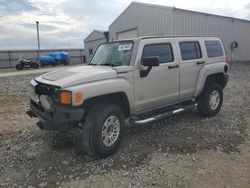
(36, 122, 44, 130)
(26, 110, 37, 118)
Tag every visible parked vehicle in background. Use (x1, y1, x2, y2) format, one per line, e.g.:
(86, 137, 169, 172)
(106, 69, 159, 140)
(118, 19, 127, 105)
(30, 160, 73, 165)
(27, 36, 229, 158)
(39, 51, 70, 67)
(15, 56, 39, 70)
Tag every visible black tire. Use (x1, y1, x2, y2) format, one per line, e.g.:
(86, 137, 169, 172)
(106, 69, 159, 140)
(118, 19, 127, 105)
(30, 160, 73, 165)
(82, 103, 125, 158)
(197, 82, 223, 117)
(16, 64, 24, 70)
(31, 63, 39, 69)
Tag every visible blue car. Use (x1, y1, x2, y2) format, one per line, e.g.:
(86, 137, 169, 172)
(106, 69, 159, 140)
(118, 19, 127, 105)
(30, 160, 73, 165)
(39, 51, 70, 67)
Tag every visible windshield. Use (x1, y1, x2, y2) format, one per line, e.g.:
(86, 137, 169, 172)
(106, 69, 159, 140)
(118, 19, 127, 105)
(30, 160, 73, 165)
(90, 41, 133, 66)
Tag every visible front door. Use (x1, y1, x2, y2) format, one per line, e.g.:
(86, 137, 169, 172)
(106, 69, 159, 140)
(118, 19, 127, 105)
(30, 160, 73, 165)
(134, 39, 180, 112)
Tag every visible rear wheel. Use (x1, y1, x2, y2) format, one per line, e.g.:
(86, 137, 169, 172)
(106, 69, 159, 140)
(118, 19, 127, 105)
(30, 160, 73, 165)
(82, 103, 124, 158)
(197, 82, 223, 117)
(16, 64, 24, 70)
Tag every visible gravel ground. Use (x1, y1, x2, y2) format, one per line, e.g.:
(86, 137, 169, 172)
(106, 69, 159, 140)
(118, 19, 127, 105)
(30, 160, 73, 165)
(0, 62, 250, 188)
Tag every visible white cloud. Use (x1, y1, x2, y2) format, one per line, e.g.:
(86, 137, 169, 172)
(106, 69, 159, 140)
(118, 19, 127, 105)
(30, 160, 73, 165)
(0, 0, 249, 49)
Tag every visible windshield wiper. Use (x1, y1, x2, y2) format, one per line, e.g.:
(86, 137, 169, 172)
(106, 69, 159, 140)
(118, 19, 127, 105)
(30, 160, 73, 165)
(88, 63, 97, 66)
(100, 63, 117, 67)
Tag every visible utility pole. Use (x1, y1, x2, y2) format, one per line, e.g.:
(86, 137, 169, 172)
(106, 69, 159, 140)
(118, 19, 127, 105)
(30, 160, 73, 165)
(36, 21, 40, 50)
(36, 21, 40, 62)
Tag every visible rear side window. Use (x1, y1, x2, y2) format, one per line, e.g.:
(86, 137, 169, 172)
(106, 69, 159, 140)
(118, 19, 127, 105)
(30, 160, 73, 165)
(142, 43, 174, 64)
(205, 41, 224, 58)
(179, 42, 202, 61)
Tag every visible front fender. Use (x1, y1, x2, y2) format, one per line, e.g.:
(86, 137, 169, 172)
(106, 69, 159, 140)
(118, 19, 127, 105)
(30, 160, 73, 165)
(194, 62, 227, 97)
(65, 78, 134, 111)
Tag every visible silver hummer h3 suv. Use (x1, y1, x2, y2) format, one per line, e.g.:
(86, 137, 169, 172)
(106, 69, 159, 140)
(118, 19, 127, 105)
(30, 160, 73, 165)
(27, 36, 229, 158)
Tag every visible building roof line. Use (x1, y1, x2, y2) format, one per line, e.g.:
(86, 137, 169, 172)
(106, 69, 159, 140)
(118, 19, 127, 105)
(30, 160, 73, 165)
(173, 7, 250, 23)
(109, 1, 174, 28)
(84, 30, 106, 42)
(109, 1, 250, 29)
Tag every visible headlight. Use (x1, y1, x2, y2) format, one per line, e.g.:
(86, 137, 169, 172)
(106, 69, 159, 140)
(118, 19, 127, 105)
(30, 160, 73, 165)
(40, 95, 52, 110)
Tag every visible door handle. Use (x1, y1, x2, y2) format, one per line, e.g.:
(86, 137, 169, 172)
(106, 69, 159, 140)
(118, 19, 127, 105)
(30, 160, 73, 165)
(197, 61, 205, 65)
(168, 64, 179, 69)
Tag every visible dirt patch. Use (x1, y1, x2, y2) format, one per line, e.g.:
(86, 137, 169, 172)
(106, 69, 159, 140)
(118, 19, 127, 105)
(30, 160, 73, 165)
(0, 95, 36, 135)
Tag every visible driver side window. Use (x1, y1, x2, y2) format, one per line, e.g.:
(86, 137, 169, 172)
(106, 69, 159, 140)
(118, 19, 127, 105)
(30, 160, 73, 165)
(142, 43, 174, 64)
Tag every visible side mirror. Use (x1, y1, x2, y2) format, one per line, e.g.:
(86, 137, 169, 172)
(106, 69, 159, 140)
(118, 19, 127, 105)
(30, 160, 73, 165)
(142, 56, 160, 67)
(140, 56, 159, 77)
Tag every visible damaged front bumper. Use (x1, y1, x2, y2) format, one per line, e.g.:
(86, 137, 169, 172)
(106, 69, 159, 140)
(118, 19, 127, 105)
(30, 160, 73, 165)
(27, 100, 84, 131)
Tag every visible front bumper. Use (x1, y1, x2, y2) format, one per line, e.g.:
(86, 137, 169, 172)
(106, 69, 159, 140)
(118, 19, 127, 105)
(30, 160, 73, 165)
(28, 100, 84, 131)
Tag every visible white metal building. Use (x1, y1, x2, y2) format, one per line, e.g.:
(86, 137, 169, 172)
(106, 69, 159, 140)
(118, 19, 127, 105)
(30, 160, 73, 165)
(84, 30, 107, 63)
(85, 2, 250, 62)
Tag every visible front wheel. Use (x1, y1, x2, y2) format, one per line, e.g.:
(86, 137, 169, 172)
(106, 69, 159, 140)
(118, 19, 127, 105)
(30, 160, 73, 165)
(82, 103, 124, 158)
(16, 64, 24, 70)
(197, 83, 223, 117)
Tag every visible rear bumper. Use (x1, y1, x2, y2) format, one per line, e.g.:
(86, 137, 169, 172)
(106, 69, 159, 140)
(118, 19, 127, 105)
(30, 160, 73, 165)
(28, 100, 84, 131)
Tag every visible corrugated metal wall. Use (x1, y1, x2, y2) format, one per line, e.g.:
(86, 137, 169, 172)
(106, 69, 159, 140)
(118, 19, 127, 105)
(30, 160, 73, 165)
(109, 2, 250, 61)
(109, 3, 173, 40)
(173, 9, 250, 61)
(0, 48, 85, 68)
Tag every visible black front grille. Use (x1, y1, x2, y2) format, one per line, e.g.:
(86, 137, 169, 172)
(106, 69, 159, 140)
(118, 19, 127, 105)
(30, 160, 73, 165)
(34, 82, 60, 104)
(35, 82, 58, 96)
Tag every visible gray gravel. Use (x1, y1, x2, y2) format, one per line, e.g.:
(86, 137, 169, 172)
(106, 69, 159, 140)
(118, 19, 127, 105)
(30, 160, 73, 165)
(0, 73, 41, 95)
(0, 62, 250, 188)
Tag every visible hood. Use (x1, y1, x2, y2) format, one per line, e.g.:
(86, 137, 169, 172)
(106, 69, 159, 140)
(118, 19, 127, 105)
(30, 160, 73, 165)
(35, 65, 117, 88)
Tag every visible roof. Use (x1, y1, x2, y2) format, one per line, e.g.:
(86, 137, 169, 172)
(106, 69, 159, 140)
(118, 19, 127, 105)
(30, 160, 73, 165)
(84, 30, 106, 42)
(109, 1, 250, 27)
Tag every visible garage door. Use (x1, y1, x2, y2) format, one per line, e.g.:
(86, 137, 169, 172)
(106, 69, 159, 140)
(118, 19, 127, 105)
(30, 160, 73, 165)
(117, 29, 138, 40)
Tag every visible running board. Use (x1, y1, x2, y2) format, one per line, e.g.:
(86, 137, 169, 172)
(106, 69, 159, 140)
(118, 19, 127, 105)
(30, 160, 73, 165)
(132, 103, 197, 125)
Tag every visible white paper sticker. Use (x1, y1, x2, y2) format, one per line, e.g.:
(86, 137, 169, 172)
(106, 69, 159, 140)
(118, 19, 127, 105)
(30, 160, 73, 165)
(118, 44, 132, 51)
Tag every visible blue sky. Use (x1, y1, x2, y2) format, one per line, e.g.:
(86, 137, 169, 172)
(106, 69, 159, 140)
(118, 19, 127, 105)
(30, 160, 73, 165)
(0, 0, 250, 49)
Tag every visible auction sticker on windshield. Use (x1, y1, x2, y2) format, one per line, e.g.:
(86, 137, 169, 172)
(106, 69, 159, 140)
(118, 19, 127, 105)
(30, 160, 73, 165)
(118, 43, 133, 51)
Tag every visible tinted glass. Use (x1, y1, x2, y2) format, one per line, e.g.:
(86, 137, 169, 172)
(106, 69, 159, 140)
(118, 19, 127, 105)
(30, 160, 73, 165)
(180, 42, 202, 60)
(205, 41, 224, 58)
(142, 43, 174, 64)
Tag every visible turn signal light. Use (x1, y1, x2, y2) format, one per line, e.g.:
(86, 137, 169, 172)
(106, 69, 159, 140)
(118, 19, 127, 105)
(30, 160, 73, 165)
(75, 92, 83, 103)
(60, 91, 72, 105)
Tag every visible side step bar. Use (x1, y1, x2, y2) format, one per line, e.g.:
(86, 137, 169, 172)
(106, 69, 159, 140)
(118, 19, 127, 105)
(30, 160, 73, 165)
(132, 102, 197, 125)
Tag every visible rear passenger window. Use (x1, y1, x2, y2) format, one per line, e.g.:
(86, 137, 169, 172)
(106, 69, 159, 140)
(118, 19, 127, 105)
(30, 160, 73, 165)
(179, 42, 202, 61)
(205, 41, 224, 58)
(142, 43, 174, 63)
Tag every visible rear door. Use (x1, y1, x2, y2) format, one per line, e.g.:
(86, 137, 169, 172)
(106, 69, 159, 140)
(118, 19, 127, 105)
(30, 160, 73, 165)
(178, 40, 204, 100)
